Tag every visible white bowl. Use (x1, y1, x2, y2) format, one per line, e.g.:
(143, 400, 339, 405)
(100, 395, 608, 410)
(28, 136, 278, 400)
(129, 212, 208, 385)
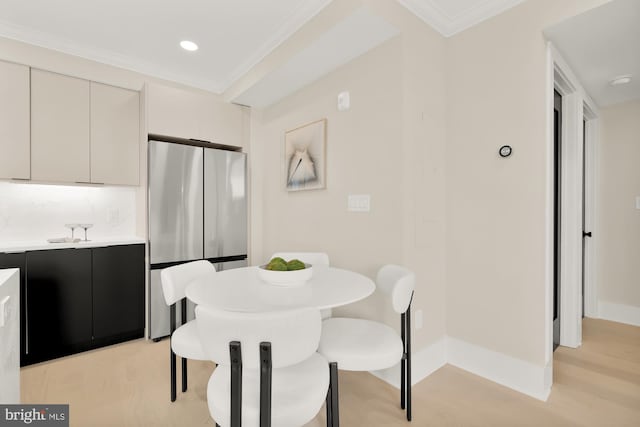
(258, 263, 313, 287)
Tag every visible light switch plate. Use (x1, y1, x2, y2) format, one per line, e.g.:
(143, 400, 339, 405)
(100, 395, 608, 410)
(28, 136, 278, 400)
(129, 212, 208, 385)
(636, 196, 640, 210)
(337, 91, 350, 111)
(348, 194, 370, 212)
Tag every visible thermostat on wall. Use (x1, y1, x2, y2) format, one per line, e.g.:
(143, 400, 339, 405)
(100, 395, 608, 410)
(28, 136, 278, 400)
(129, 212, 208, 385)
(499, 145, 512, 157)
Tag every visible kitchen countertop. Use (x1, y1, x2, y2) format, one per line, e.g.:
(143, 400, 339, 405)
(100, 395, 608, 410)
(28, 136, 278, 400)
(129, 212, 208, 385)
(0, 237, 146, 253)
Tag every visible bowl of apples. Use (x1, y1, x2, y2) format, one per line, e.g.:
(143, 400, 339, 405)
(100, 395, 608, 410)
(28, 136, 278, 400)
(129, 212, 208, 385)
(258, 257, 313, 287)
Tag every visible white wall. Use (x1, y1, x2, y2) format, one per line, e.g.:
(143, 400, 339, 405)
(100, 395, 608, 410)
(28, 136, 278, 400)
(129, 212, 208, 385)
(596, 99, 640, 325)
(250, 0, 448, 352)
(0, 182, 136, 242)
(445, 0, 609, 369)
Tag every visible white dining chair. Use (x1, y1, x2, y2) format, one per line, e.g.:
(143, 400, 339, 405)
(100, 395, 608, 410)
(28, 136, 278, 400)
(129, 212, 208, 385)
(195, 305, 330, 427)
(318, 264, 415, 425)
(270, 252, 332, 319)
(161, 260, 216, 402)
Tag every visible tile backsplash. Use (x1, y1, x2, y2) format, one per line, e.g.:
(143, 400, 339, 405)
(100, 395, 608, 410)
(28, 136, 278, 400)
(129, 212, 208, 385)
(0, 182, 136, 241)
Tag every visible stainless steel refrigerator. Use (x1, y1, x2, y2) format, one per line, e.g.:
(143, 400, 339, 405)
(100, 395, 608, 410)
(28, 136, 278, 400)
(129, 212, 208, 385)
(148, 136, 247, 340)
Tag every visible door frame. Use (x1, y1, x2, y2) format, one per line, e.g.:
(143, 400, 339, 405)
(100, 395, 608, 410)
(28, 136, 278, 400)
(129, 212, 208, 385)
(545, 43, 599, 359)
(582, 104, 598, 319)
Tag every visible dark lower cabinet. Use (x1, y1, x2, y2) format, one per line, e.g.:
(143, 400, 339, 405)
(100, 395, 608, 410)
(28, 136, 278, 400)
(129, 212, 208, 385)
(0, 243, 145, 366)
(26, 248, 93, 365)
(92, 244, 145, 344)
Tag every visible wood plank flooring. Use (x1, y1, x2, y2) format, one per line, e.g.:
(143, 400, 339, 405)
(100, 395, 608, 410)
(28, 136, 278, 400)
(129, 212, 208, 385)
(20, 318, 640, 426)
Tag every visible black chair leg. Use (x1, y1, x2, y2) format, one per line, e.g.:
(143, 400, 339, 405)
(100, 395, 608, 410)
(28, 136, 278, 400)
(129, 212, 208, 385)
(259, 342, 272, 427)
(401, 312, 406, 410)
(230, 341, 242, 427)
(170, 303, 177, 402)
(326, 367, 333, 427)
(180, 298, 188, 393)
(170, 349, 176, 402)
(182, 357, 188, 392)
(329, 362, 340, 427)
(406, 304, 412, 421)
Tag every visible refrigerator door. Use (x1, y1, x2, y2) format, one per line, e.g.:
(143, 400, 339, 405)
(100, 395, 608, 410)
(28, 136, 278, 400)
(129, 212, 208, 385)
(148, 259, 248, 340)
(204, 149, 247, 259)
(149, 268, 196, 340)
(149, 141, 204, 264)
(210, 258, 248, 272)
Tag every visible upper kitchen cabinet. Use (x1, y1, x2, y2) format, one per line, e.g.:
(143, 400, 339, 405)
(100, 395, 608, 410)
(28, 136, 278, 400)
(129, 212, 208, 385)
(0, 60, 30, 180)
(30, 69, 140, 185)
(146, 83, 246, 148)
(31, 69, 91, 183)
(91, 82, 140, 185)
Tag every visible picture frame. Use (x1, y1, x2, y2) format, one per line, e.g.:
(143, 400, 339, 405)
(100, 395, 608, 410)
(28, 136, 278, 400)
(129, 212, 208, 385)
(284, 118, 326, 191)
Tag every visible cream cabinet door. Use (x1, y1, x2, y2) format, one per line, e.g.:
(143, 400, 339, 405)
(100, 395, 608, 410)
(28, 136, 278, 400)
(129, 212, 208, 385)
(90, 82, 140, 185)
(0, 60, 30, 180)
(31, 69, 90, 183)
(146, 83, 202, 139)
(208, 101, 246, 148)
(146, 83, 245, 147)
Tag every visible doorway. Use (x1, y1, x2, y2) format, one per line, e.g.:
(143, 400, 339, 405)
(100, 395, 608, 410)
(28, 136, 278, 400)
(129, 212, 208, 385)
(549, 54, 599, 354)
(553, 89, 562, 351)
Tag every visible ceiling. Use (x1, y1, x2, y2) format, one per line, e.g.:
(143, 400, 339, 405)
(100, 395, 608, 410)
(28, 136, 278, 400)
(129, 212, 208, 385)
(233, 7, 399, 108)
(0, 0, 525, 101)
(397, 0, 525, 36)
(544, 0, 640, 107)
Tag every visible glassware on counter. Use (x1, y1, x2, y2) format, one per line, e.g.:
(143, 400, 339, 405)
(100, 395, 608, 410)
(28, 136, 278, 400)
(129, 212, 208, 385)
(64, 223, 79, 240)
(79, 224, 93, 241)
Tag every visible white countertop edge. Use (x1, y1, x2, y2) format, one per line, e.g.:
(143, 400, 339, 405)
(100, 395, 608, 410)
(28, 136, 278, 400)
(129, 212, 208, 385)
(0, 237, 146, 253)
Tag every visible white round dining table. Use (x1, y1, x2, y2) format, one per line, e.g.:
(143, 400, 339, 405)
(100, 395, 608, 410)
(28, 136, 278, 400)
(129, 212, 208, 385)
(185, 265, 375, 312)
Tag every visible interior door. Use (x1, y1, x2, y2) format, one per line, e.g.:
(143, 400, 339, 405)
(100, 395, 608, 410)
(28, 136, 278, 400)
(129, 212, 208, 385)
(553, 90, 562, 351)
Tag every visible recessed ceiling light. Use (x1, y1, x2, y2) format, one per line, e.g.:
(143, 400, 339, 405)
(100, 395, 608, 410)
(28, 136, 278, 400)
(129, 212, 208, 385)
(609, 75, 632, 86)
(180, 40, 198, 52)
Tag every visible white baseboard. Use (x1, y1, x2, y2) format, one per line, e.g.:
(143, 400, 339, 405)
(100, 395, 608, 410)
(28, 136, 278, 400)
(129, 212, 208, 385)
(370, 335, 550, 402)
(446, 337, 551, 401)
(598, 301, 640, 327)
(370, 337, 446, 388)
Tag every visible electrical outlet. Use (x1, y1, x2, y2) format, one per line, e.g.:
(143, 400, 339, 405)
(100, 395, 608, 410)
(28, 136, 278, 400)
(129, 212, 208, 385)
(415, 309, 423, 330)
(347, 194, 370, 212)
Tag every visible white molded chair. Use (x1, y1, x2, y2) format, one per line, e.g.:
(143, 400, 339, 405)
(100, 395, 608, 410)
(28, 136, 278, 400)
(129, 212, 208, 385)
(161, 260, 216, 402)
(318, 264, 415, 425)
(270, 252, 332, 319)
(196, 305, 330, 427)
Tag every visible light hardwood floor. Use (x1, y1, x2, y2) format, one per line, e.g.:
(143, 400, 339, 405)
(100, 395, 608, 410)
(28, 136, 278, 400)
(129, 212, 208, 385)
(21, 318, 640, 426)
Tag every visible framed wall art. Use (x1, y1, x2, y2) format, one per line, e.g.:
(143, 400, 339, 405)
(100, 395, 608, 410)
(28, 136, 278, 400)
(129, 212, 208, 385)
(285, 118, 326, 191)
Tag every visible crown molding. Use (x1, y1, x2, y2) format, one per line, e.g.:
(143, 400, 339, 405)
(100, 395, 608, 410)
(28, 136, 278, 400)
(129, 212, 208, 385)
(0, 0, 332, 94)
(219, 0, 333, 91)
(0, 18, 221, 93)
(396, 0, 526, 37)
